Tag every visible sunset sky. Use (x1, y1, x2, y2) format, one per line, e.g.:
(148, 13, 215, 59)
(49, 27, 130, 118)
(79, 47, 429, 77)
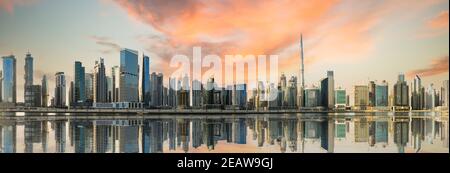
(0, 0, 448, 102)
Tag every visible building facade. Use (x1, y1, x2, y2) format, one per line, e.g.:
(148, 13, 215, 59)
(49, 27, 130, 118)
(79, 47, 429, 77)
(2, 55, 16, 103)
(54, 72, 66, 108)
(119, 49, 139, 102)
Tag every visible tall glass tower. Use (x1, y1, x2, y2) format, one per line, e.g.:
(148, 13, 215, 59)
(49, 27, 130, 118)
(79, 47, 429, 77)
(74, 61, 85, 103)
(141, 55, 151, 105)
(2, 55, 16, 103)
(119, 49, 139, 102)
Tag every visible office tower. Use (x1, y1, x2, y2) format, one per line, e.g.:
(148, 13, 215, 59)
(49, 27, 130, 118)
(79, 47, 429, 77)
(286, 76, 297, 108)
(442, 80, 449, 108)
(222, 85, 233, 107)
(141, 55, 151, 106)
(305, 86, 320, 108)
(151, 72, 164, 107)
(93, 58, 107, 103)
(177, 74, 190, 108)
(327, 71, 335, 109)
(2, 55, 17, 103)
(41, 75, 48, 107)
(320, 78, 328, 108)
(74, 61, 86, 103)
(111, 66, 120, 102)
(375, 80, 389, 107)
(368, 81, 376, 107)
(412, 75, 424, 110)
(54, 72, 66, 108)
(106, 76, 112, 102)
(425, 84, 436, 110)
(393, 73, 409, 107)
(168, 77, 177, 108)
(24, 52, 33, 106)
(354, 85, 369, 109)
(25, 85, 41, 107)
(69, 81, 75, 107)
(299, 34, 305, 107)
(335, 87, 346, 108)
(0, 71, 2, 102)
(192, 79, 202, 108)
(233, 84, 247, 109)
(119, 49, 139, 102)
(84, 73, 94, 103)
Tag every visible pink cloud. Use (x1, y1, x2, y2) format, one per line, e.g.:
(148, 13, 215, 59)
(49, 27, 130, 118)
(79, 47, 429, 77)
(0, 0, 38, 13)
(407, 56, 449, 78)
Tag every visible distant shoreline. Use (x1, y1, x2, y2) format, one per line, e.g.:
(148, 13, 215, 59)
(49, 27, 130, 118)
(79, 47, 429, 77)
(0, 108, 448, 115)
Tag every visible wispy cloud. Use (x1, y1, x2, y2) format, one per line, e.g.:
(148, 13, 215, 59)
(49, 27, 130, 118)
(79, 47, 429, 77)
(417, 10, 449, 39)
(407, 56, 449, 78)
(88, 35, 121, 54)
(0, 0, 38, 13)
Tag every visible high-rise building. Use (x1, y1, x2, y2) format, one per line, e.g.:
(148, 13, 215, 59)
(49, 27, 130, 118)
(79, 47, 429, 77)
(368, 81, 376, 107)
(54, 72, 66, 108)
(69, 81, 75, 107)
(412, 75, 424, 110)
(141, 55, 151, 106)
(74, 61, 86, 103)
(0, 70, 2, 102)
(106, 76, 112, 103)
(233, 84, 247, 109)
(93, 58, 107, 103)
(375, 80, 389, 107)
(393, 73, 409, 108)
(84, 73, 94, 103)
(335, 87, 346, 108)
(354, 85, 369, 109)
(299, 35, 305, 108)
(305, 86, 320, 108)
(327, 71, 335, 109)
(24, 52, 33, 106)
(25, 85, 41, 107)
(168, 77, 177, 108)
(442, 80, 449, 108)
(151, 73, 164, 107)
(41, 75, 48, 107)
(111, 66, 120, 102)
(425, 84, 436, 110)
(192, 79, 202, 108)
(320, 78, 328, 108)
(286, 76, 297, 108)
(119, 49, 139, 102)
(2, 55, 16, 103)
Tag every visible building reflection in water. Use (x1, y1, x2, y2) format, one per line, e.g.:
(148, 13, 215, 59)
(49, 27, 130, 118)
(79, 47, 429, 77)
(0, 112, 448, 153)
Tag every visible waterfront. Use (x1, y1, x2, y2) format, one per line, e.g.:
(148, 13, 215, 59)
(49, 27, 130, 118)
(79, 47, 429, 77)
(0, 112, 448, 153)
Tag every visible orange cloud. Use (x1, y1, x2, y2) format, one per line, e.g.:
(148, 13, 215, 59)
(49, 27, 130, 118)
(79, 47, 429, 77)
(428, 10, 449, 29)
(0, 0, 38, 13)
(407, 56, 449, 78)
(111, 0, 447, 85)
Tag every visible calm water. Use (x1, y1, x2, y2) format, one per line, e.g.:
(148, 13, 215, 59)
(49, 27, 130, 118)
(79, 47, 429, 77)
(0, 112, 448, 153)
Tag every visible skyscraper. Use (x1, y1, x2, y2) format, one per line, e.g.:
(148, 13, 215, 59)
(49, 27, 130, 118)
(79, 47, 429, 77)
(412, 75, 424, 110)
(368, 81, 376, 107)
(84, 73, 94, 103)
(141, 55, 151, 106)
(168, 77, 177, 108)
(375, 80, 389, 107)
(305, 86, 320, 108)
(0, 71, 2, 102)
(327, 71, 335, 109)
(2, 55, 16, 103)
(111, 66, 120, 102)
(24, 52, 33, 106)
(233, 84, 247, 109)
(74, 61, 86, 103)
(192, 79, 203, 108)
(94, 58, 107, 103)
(150, 72, 164, 107)
(442, 80, 449, 108)
(54, 72, 66, 108)
(41, 75, 48, 107)
(335, 87, 346, 108)
(393, 73, 409, 108)
(354, 85, 369, 109)
(119, 49, 139, 102)
(106, 76, 113, 103)
(299, 34, 305, 108)
(425, 84, 436, 110)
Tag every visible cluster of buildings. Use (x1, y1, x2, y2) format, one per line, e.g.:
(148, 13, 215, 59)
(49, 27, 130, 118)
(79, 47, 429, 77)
(0, 43, 449, 111)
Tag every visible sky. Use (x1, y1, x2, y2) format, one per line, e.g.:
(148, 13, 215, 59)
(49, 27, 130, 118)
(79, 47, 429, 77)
(0, 0, 448, 103)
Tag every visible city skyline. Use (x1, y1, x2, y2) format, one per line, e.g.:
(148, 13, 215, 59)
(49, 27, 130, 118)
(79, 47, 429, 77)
(0, 0, 449, 103)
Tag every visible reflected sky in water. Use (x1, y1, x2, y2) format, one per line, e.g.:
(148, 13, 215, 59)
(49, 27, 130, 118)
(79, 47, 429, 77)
(0, 112, 448, 153)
